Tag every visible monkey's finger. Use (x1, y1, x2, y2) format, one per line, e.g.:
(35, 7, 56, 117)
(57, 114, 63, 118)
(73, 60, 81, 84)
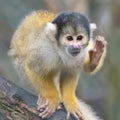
(66, 112, 70, 120)
(37, 101, 44, 110)
(37, 97, 46, 110)
(39, 103, 52, 118)
(71, 112, 80, 120)
(37, 96, 40, 105)
(95, 36, 103, 45)
(37, 96, 46, 105)
(41, 105, 55, 118)
(39, 100, 49, 108)
(39, 103, 51, 116)
(96, 36, 104, 40)
(76, 107, 83, 114)
(98, 37, 107, 46)
(37, 96, 43, 106)
(95, 36, 107, 47)
(75, 109, 84, 120)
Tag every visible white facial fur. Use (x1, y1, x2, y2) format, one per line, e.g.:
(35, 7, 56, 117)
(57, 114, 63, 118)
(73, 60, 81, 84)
(57, 44, 87, 69)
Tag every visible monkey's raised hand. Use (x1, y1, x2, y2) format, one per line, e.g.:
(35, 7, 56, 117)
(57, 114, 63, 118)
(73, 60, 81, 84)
(89, 36, 107, 71)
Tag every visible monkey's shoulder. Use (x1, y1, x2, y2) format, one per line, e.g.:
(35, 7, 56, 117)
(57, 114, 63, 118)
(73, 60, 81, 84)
(21, 11, 55, 29)
(9, 11, 55, 54)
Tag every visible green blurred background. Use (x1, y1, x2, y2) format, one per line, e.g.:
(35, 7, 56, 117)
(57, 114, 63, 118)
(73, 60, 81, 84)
(0, 0, 120, 120)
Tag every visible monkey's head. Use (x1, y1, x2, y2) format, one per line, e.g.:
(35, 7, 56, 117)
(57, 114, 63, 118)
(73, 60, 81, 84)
(46, 12, 96, 58)
(52, 11, 91, 58)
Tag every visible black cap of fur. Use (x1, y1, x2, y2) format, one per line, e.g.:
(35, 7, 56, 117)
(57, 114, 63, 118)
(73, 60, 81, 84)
(52, 11, 90, 41)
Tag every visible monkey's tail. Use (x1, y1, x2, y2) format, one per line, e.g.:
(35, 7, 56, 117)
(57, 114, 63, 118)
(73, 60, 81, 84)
(77, 99, 103, 120)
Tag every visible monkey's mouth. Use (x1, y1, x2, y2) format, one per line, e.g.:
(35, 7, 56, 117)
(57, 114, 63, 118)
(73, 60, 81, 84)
(70, 50, 80, 57)
(68, 48, 81, 57)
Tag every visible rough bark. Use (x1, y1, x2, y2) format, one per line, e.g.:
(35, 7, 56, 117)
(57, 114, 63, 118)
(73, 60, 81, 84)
(0, 77, 71, 120)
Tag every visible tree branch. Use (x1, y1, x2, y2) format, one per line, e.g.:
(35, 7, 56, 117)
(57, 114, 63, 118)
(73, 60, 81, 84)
(0, 77, 69, 120)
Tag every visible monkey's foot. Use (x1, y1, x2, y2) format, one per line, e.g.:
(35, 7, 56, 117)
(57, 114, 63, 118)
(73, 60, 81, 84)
(37, 95, 59, 119)
(64, 100, 84, 120)
(89, 36, 107, 71)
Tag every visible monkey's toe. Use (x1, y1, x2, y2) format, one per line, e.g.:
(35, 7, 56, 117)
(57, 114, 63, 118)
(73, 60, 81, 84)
(66, 108, 84, 120)
(37, 95, 58, 118)
(37, 95, 46, 110)
(64, 100, 84, 120)
(39, 103, 56, 119)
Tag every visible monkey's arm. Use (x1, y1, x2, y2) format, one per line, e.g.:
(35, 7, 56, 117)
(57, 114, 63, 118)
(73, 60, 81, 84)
(60, 70, 102, 120)
(83, 36, 107, 73)
(60, 70, 83, 120)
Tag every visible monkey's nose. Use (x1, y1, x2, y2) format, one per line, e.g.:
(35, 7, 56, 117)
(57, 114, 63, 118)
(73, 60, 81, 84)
(68, 45, 81, 57)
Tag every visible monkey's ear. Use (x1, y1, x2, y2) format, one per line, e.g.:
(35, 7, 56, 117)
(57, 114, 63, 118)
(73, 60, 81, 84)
(90, 23, 97, 32)
(89, 23, 97, 39)
(45, 22, 56, 33)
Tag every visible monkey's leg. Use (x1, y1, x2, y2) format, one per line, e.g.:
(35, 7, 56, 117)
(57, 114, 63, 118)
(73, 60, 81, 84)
(84, 36, 107, 73)
(37, 77, 60, 119)
(60, 71, 83, 120)
(25, 66, 60, 118)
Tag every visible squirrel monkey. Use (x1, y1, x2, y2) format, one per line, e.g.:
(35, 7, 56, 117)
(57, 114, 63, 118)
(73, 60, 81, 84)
(9, 11, 107, 120)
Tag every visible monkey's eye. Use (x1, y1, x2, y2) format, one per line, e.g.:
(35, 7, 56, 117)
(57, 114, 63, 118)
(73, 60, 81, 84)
(66, 36, 73, 41)
(77, 35, 83, 41)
